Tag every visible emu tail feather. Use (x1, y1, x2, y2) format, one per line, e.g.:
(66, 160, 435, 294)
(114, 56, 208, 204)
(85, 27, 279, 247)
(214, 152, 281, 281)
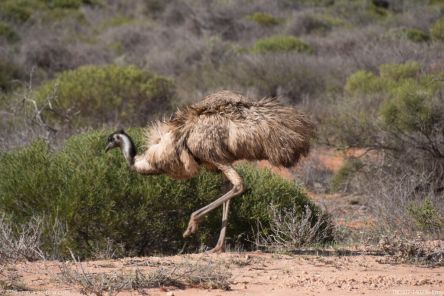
(169, 91, 315, 168)
(227, 99, 314, 167)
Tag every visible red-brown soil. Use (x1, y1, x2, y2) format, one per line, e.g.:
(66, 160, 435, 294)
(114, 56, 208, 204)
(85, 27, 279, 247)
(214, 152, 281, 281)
(3, 252, 444, 296)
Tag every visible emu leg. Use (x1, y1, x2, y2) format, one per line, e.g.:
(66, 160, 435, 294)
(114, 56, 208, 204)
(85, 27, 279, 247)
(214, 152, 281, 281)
(183, 164, 244, 252)
(207, 199, 231, 253)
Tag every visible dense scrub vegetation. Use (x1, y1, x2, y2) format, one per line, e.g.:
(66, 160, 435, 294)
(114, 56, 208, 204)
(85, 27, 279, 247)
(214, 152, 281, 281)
(1, 0, 444, 256)
(0, 130, 324, 258)
(325, 62, 444, 236)
(35, 65, 175, 127)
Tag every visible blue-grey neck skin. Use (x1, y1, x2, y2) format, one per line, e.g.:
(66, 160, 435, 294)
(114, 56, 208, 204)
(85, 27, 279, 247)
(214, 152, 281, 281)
(120, 133, 137, 166)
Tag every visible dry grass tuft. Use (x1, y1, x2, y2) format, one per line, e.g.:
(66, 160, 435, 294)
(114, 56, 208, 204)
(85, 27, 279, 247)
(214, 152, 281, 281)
(59, 252, 231, 295)
(0, 215, 45, 264)
(0, 266, 31, 294)
(255, 205, 335, 252)
(378, 235, 444, 267)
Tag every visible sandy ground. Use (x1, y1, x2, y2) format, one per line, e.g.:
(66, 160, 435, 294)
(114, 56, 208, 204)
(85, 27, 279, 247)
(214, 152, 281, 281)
(2, 251, 444, 296)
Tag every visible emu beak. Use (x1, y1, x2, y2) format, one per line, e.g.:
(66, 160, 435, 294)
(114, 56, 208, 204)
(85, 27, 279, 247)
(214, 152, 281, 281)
(105, 142, 113, 152)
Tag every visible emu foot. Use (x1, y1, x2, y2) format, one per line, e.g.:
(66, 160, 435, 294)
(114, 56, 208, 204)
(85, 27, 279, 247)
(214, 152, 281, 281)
(183, 218, 199, 237)
(206, 244, 225, 254)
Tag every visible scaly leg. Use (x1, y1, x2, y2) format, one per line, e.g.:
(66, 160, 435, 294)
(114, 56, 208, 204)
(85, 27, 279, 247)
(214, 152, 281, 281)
(207, 199, 231, 253)
(183, 164, 244, 252)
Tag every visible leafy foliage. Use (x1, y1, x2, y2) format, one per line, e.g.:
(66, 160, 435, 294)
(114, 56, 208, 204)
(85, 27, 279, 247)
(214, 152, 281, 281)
(35, 65, 175, 127)
(0, 0, 97, 24)
(430, 17, 444, 41)
(402, 28, 430, 43)
(336, 61, 443, 147)
(408, 198, 444, 234)
(0, 21, 19, 42)
(0, 0, 33, 23)
(323, 61, 444, 236)
(41, 0, 99, 9)
(247, 12, 280, 26)
(0, 60, 24, 93)
(0, 129, 325, 258)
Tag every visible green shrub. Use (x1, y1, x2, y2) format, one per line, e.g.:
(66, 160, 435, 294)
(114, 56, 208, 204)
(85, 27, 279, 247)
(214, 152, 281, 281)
(0, 0, 96, 24)
(330, 158, 363, 192)
(408, 199, 444, 233)
(251, 35, 313, 54)
(325, 62, 444, 236)
(0, 61, 24, 93)
(344, 70, 390, 95)
(379, 62, 420, 81)
(368, 1, 390, 17)
(341, 62, 442, 136)
(35, 65, 175, 127)
(247, 12, 281, 27)
(344, 62, 420, 96)
(0, 1, 33, 23)
(430, 0, 444, 5)
(402, 28, 430, 43)
(0, 21, 19, 42)
(431, 18, 444, 41)
(0, 129, 327, 258)
(379, 81, 436, 132)
(40, 0, 99, 9)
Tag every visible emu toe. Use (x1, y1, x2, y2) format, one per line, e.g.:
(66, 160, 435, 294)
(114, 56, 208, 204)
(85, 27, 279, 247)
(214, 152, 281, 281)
(206, 244, 225, 254)
(183, 220, 198, 237)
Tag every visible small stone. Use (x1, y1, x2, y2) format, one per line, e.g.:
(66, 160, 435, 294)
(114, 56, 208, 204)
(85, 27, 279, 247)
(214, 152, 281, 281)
(166, 292, 175, 296)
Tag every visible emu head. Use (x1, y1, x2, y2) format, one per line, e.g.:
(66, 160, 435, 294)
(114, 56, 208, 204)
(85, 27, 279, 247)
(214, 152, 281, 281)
(106, 129, 136, 152)
(105, 129, 125, 152)
(105, 129, 137, 165)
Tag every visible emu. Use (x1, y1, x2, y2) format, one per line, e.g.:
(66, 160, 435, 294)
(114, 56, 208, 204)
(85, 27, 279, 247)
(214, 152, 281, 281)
(105, 90, 314, 253)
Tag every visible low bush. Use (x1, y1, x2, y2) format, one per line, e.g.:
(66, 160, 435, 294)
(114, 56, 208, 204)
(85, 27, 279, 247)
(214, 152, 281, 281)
(34, 65, 175, 127)
(330, 158, 363, 193)
(430, 17, 444, 41)
(379, 235, 444, 266)
(0, 215, 44, 263)
(0, 60, 24, 93)
(0, 1, 33, 23)
(334, 61, 443, 158)
(324, 61, 444, 237)
(251, 35, 313, 54)
(0, 22, 19, 42)
(247, 12, 281, 27)
(42, 0, 98, 9)
(402, 28, 430, 43)
(379, 61, 420, 81)
(0, 0, 96, 25)
(255, 205, 334, 251)
(408, 199, 444, 234)
(0, 129, 327, 258)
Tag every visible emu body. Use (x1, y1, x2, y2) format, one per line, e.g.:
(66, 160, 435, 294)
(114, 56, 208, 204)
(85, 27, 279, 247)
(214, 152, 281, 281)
(106, 90, 314, 253)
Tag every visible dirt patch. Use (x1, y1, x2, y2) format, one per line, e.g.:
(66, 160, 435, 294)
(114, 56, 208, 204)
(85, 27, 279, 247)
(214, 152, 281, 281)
(2, 252, 444, 296)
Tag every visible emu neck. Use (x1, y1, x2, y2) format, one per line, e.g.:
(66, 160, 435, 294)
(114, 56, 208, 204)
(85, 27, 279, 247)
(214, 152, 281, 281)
(120, 134, 137, 166)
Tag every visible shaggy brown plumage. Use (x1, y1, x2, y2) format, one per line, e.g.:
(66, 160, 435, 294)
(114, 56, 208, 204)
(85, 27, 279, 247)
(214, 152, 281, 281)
(144, 90, 314, 179)
(106, 90, 314, 253)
